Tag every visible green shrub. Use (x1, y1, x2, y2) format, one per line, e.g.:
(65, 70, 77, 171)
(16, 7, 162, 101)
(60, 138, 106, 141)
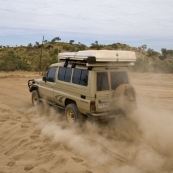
(132, 57, 153, 72)
(152, 58, 173, 73)
(0, 51, 30, 71)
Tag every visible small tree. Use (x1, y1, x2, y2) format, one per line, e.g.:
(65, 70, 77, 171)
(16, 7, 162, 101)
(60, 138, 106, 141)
(133, 57, 151, 72)
(27, 43, 33, 47)
(35, 42, 40, 46)
(43, 40, 48, 44)
(55, 37, 61, 41)
(161, 48, 167, 56)
(90, 41, 104, 50)
(69, 40, 75, 44)
(147, 48, 159, 57)
(90, 41, 98, 47)
(51, 37, 61, 43)
(141, 44, 147, 50)
(27, 43, 33, 51)
(95, 41, 98, 45)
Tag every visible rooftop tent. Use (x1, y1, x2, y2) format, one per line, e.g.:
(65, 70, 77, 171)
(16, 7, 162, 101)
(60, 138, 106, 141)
(58, 50, 136, 67)
(58, 50, 136, 62)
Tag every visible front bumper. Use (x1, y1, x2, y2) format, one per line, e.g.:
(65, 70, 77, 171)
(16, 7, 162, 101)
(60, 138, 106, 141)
(28, 79, 35, 91)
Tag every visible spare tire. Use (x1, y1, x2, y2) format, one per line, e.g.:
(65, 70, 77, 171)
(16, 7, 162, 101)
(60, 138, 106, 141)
(113, 84, 137, 115)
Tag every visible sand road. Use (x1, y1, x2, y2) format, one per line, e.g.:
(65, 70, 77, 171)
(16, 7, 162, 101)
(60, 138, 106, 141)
(0, 71, 173, 173)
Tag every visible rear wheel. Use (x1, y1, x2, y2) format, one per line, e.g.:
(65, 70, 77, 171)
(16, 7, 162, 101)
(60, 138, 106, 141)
(65, 103, 85, 123)
(31, 90, 40, 106)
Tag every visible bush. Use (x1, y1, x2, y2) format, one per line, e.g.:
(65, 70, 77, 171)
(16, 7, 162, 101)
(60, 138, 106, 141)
(131, 57, 173, 73)
(0, 51, 31, 71)
(147, 49, 159, 57)
(152, 58, 173, 73)
(132, 57, 153, 72)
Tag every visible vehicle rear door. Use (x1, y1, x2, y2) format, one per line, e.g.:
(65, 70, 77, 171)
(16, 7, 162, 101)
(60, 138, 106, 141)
(95, 71, 112, 112)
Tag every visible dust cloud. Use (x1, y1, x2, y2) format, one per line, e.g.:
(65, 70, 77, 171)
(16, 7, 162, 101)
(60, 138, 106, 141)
(26, 101, 173, 173)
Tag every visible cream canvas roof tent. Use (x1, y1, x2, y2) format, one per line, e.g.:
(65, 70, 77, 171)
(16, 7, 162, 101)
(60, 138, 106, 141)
(58, 50, 136, 67)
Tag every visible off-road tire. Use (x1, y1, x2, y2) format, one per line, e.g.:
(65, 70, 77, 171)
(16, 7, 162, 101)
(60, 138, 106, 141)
(31, 90, 40, 106)
(65, 103, 85, 123)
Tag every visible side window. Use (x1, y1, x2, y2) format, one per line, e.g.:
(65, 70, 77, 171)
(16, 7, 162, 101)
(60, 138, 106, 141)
(97, 72, 109, 91)
(72, 68, 81, 84)
(65, 68, 72, 82)
(80, 70, 88, 86)
(72, 69, 88, 86)
(58, 67, 72, 82)
(58, 67, 66, 81)
(47, 68, 57, 82)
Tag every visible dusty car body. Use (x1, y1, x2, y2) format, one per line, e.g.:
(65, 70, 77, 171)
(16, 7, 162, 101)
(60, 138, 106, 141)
(28, 50, 137, 122)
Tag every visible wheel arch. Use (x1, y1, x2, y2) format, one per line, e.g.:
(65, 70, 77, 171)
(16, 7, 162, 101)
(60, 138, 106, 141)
(30, 85, 38, 92)
(65, 98, 76, 107)
(30, 85, 41, 98)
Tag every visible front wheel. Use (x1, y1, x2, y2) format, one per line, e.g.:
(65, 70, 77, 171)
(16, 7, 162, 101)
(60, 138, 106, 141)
(31, 90, 40, 106)
(65, 103, 85, 123)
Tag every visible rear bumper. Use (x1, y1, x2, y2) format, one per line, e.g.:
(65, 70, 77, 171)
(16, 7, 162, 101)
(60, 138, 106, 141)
(86, 111, 117, 120)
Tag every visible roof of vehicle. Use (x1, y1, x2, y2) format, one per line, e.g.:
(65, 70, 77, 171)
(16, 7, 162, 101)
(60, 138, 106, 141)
(58, 50, 136, 63)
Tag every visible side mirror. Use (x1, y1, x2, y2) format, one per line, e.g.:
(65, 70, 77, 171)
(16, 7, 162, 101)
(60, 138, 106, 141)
(42, 76, 46, 82)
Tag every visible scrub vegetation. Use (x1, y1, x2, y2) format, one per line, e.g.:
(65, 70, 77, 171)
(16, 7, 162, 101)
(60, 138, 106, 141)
(0, 38, 173, 73)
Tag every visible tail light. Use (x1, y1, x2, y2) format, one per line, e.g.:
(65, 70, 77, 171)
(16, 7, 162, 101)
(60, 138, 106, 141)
(90, 101, 95, 112)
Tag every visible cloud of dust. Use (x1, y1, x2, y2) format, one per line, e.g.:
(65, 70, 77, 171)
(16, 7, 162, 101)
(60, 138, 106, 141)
(127, 103, 173, 172)
(26, 101, 173, 173)
(26, 103, 112, 164)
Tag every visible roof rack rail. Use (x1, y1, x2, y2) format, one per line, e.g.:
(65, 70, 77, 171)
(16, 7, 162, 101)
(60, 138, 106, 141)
(63, 56, 97, 67)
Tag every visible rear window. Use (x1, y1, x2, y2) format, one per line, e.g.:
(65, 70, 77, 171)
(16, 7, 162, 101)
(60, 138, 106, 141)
(110, 71, 129, 90)
(97, 72, 109, 91)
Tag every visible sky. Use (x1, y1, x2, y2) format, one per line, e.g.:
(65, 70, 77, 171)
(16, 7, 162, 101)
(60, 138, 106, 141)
(0, 0, 173, 52)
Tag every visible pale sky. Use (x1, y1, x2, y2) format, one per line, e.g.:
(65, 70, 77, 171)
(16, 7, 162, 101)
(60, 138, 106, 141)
(0, 0, 173, 52)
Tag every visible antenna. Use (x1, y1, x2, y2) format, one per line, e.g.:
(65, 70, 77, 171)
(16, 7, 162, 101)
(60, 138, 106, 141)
(39, 35, 44, 74)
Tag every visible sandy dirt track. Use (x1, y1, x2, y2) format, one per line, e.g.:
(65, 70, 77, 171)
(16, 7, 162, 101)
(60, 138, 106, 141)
(0, 71, 173, 173)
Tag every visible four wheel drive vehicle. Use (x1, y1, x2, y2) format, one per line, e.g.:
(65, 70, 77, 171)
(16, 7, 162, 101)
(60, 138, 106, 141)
(28, 50, 137, 123)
